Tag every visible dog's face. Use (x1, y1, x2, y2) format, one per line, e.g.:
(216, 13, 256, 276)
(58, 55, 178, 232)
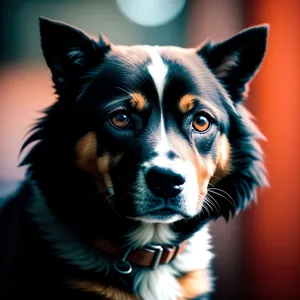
(30, 18, 268, 225)
(75, 45, 234, 224)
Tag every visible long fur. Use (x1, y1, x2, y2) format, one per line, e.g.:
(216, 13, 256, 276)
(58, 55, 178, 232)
(0, 17, 269, 300)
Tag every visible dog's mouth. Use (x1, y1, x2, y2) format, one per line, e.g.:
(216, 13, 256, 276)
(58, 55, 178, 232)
(126, 205, 191, 224)
(149, 208, 177, 216)
(146, 205, 188, 216)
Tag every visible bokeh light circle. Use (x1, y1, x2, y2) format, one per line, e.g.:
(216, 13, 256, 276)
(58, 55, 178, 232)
(116, 0, 186, 27)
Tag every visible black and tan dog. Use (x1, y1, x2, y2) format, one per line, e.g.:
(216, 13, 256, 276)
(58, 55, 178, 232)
(0, 17, 269, 299)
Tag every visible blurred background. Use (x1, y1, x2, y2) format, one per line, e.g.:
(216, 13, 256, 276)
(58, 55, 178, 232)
(0, 0, 299, 299)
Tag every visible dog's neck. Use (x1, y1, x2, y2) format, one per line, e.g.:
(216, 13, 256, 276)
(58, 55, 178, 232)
(26, 178, 214, 299)
(27, 178, 181, 269)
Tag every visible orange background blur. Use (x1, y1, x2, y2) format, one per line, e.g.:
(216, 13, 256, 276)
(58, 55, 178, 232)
(0, 1, 299, 299)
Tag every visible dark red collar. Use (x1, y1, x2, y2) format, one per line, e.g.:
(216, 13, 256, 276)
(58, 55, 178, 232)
(93, 237, 187, 274)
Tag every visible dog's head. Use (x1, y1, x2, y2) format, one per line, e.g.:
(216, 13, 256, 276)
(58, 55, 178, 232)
(21, 17, 268, 228)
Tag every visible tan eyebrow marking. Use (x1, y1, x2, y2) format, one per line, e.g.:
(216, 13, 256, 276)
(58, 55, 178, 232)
(179, 94, 196, 113)
(180, 95, 223, 117)
(130, 92, 147, 111)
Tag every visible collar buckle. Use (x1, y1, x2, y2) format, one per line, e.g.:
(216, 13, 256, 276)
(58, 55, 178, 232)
(144, 244, 163, 270)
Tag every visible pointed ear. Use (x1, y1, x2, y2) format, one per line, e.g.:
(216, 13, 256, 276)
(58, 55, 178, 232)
(197, 25, 269, 101)
(39, 17, 111, 93)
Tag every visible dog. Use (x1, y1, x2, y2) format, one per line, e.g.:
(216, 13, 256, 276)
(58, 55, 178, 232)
(0, 17, 269, 299)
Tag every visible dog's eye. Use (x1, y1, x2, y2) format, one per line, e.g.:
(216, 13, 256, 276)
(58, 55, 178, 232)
(110, 112, 131, 129)
(193, 113, 211, 132)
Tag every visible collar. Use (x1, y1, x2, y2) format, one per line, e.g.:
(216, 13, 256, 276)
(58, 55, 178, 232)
(29, 177, 187, 274)
(93, 237, 187, 274)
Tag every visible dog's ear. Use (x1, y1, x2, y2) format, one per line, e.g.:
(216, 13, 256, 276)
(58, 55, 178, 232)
(39, 16, 111, 94)
(197, 25, 269, 101)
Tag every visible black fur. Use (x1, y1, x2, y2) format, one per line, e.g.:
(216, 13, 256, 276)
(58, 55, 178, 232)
(0, 17, 269, 299)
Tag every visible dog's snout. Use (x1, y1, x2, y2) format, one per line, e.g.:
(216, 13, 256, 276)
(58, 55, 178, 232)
(145, 166, 185, 198)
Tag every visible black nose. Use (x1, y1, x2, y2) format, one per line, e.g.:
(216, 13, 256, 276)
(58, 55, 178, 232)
(145, 166, 185, 198)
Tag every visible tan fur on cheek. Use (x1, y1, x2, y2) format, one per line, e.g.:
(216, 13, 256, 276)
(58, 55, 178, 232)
(193, 149, 216, 188)
(168, 133, 216, 208)
(75, 132, 98, 174)
(192, 151, 216, 210)
(168, 133, 215, 189)
(210, 135, 231, 186)
(97, 154, 113, 192)
(69, 279, 138, 300)
(177, 268, 212, 299)
(75, 132, 114, 196)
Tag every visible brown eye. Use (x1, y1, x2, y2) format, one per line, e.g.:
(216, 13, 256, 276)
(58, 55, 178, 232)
(193, 114, 211, 132)
(110, 112, 130, 129)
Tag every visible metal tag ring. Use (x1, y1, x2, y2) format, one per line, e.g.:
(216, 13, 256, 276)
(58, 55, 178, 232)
(113, 259, 132, 275)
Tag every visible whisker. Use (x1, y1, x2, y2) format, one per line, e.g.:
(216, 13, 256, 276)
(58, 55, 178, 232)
(206, 193, 221, 210)
(205, 194, 221, 216)
(208, 188, 236, 210)
(201, 202, 211, 218)
(97, 186, 114, 193)
(103, 192, 115, 203)
(115, 86, 132, 97)
(202, 198, 215, 215)
(209, 187, 235, 204)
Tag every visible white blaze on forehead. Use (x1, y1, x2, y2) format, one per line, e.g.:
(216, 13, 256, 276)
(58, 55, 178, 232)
(145, 46, 168, 101)
(145, 46, 170, 154)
